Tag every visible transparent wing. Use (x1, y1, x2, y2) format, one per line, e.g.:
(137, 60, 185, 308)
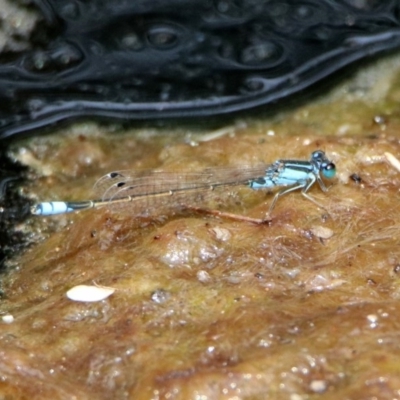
(94, 165, 269, 199)
(92, 165, 270, 216)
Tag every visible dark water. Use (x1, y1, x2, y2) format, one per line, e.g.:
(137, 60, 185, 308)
(0, 0, 399, 139)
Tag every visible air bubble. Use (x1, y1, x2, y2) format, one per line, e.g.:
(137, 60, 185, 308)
(27, 99, 45, 112)
(121, 33, 142, 50)
(242, 77, 266, 92)
(147, 25, 179, 49)
(240, 42, 281, 65)
(32, 52, 50, 71)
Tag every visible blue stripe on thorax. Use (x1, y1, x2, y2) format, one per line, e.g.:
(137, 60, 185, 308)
(249, 161, 315, 190)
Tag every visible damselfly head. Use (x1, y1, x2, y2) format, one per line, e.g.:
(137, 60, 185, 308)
(311, 150, 336, 179)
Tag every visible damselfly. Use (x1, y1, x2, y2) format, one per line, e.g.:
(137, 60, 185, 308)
(31, 150, 336, 221)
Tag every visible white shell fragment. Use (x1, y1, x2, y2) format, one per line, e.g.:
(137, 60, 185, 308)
(2, 314, 14, 324)
(310, 226, 334, 240)
(66, 285, 115, 302)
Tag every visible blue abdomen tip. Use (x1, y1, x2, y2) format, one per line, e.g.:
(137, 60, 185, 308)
(32, 201, 70, 216)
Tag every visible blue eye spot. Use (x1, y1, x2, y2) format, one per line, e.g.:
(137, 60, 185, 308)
(323, 163, 336, 179)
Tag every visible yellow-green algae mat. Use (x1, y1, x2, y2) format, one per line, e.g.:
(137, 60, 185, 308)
(2, 55, 400, 399)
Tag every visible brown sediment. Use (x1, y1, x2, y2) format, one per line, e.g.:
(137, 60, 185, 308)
(1, 53, 400, 399)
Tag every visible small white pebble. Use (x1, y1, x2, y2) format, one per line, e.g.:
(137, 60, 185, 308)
(309, 380, 327, 393)
(310, 226, 334, 240)
(2, 314, 14, 324)
(211, 226, 231, 242)
(367, 314, 378, 323)
(66, 285, 115, 302)
(197, 270, 211, 283)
